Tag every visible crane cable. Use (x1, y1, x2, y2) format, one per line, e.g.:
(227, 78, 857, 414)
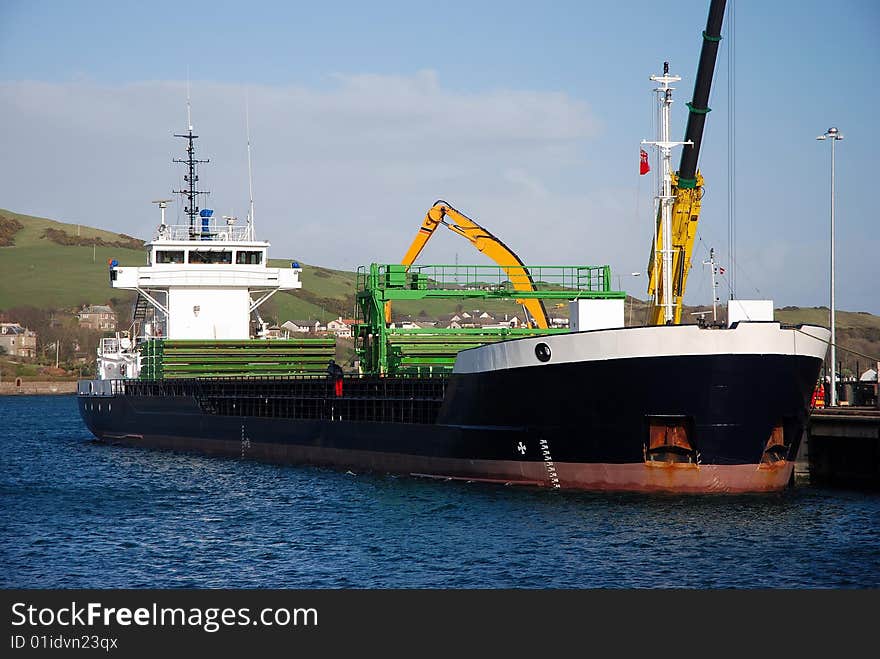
(795, 327, 880, 364)
(727, 0, 737, 301)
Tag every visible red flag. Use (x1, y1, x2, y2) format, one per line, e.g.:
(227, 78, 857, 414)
(639, 149, 650, 175)
(719, 266, 725, 275)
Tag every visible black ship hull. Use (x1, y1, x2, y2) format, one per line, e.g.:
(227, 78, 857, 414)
(78, 324, 829, 494)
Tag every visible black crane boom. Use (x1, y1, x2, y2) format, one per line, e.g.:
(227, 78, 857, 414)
(677, 0, 726, 188)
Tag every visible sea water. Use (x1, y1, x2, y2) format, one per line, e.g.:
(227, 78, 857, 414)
(2, 395, 878, 588)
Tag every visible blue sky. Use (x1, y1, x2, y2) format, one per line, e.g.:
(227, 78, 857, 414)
(1, 0, 878, 313)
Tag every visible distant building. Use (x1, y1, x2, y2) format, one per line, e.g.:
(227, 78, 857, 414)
(77, 305, 117, 332)
(0, 323, 37, 358)
(261, 325, 284, 339)
(326, 317, 355, 338)
(281, 320, 321, 334)
(395, 320, 429, 330)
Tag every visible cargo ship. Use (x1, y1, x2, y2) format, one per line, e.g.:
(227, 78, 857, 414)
(76, 128, 829, 493)
(77, 0, 832, 493)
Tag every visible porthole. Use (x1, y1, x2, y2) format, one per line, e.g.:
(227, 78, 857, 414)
(535, 342, 552, 363)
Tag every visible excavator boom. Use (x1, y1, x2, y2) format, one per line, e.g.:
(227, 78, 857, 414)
(399, 200, 550, 329)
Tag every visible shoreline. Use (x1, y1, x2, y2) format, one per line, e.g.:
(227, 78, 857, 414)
(0, 381, 76, 395)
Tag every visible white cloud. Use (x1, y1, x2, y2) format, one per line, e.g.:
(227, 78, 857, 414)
(0, 73, 629, 271)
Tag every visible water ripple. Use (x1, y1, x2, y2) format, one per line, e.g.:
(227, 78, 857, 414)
(1, 395, 879, 588)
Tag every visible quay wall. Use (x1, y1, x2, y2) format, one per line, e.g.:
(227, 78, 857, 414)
(807, 407, 880, 490)
(0, 381, 76, 395)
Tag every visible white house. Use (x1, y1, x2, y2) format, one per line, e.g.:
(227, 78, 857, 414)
(326, 317, 354, 338)
(281, 319, 321, 334)
(396, 320, 428, 330)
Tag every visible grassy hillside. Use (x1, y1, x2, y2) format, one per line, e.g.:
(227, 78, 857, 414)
(0, 208, 144, 309)
(775, 307, 880, 331)
(1, 207, 142, 247)
(777, 307, 880, 378)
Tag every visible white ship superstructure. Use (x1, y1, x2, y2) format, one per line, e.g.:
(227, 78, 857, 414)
(111, 217, 301, 341)
(96, 127, 301, 380)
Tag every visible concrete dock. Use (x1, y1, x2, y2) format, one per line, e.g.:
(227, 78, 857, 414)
(0, 381, 77, 395)
(806, 407, 880, 489)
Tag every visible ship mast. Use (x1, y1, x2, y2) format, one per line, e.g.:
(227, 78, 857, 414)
(172, 98, 210, 238)
(643, 62, 692, 324)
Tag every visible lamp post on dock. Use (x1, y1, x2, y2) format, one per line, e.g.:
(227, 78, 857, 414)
(615, 272, 642, 326)
(817, 126, 843, 406)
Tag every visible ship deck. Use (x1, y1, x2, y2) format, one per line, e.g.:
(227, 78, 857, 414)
(111, 375, 450, 425)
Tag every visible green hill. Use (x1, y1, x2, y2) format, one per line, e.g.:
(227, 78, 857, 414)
(0, 208, 145, 309)
(266, 261, 358, 323)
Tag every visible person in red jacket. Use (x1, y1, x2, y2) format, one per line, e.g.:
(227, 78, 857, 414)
(327, 359, 344, 397)
(811, 381, 825, 409)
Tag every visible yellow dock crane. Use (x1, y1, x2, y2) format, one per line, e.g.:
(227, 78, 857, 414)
(646, 0, 725, 325)
(393, 200, 550, 329)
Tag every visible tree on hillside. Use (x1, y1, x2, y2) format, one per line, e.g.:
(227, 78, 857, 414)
(109, 294, 137, 326)
(2, 306, 49, 331)
(259, 298, 280, 326)
(40, 313, 86, 364)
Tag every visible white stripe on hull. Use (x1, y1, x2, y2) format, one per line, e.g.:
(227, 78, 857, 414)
(453, 322, 830, 374)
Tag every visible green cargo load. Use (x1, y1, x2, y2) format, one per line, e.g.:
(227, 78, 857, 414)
(139, 338, 336, 380)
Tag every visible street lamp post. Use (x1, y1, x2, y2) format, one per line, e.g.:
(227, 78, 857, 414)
(817, 127, 843, 406)
(616, 272, 642, 326)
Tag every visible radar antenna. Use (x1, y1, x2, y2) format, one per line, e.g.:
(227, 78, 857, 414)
(152, 199, 173, 233)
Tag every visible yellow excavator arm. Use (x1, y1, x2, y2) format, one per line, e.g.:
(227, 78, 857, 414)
(646, 171, 704, 325)
(395, 200, 550, 329)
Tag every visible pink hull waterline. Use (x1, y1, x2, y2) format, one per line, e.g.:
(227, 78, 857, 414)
(418, 460, 795, 494)
(98, 433, 793, 494)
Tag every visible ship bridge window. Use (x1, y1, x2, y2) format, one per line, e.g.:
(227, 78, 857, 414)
(236, 251, 263, 265)
(189, 250, 233, 264)
(155, 250, 185, 264)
